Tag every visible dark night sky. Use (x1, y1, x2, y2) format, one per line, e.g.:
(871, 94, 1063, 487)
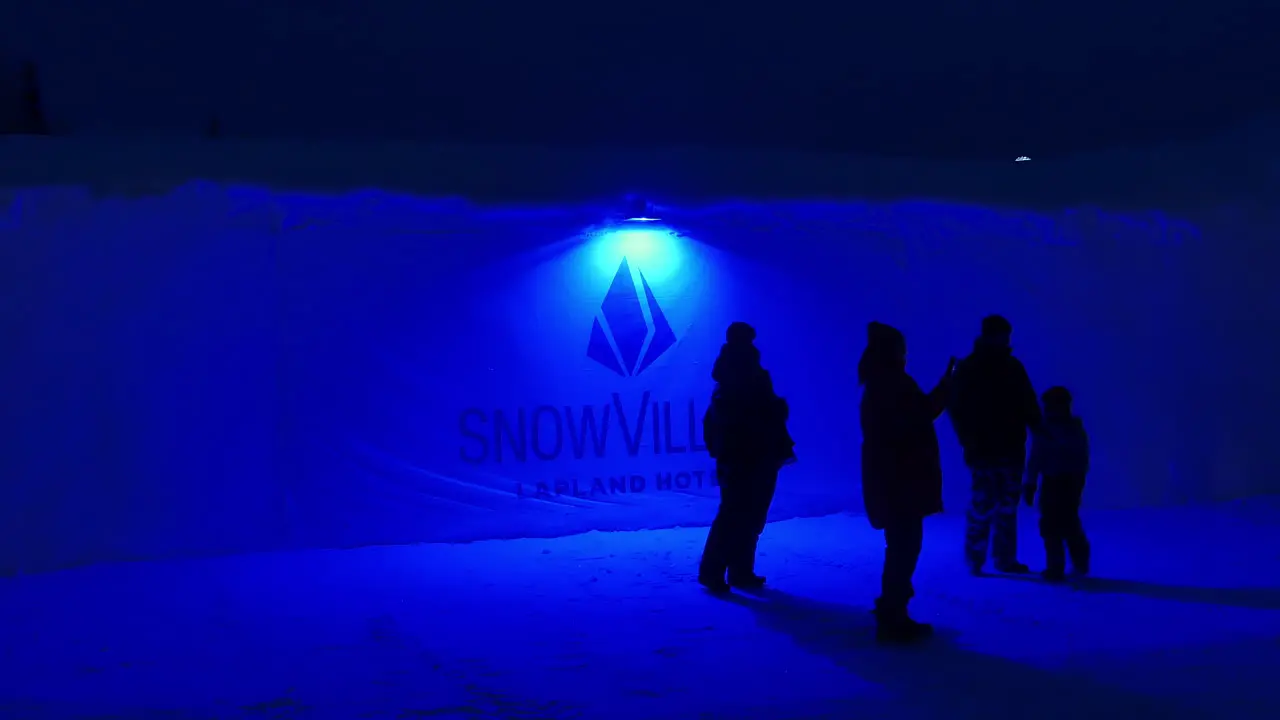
(2, 0, 1278, 159)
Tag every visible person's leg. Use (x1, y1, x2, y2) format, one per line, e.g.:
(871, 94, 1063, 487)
(701, 464, 749, 589)
(1039, 492, 1068, 580)
(1064, 474, 1091, 575)
(727, 467, 778, 586)
(880, 516, 924, 610)
(877, 515, 931, 642)
(1064, 519, 1090, 575)
(991, 465, 1029, 572)
(965, 467, 999, 572)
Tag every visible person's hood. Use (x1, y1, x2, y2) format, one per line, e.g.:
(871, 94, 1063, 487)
(857, 356, 909, 387)
(972, 336, 1012, 357)
(712, 343, 761, 384)
(859, 321, 907, 384)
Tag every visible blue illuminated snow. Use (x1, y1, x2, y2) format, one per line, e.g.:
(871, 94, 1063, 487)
(2, 500, 1277, 719)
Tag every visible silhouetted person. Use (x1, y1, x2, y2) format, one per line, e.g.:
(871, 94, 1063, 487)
(700, 322, 795, 593)
(1024, 386, 1091, 581)
(948, 315, 1042, 574)
(859, 321, 953, 642)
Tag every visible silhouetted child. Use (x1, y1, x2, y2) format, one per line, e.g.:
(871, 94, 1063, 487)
(1024, 386, 1091, 581)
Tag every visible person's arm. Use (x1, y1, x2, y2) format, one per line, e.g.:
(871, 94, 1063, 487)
(924, 357, 957, 421)
(1016, 361, 1043, 431)
(947, 362, 973, 445)
(703, 402, 721, 459)
(1080, 421, 1091, 475)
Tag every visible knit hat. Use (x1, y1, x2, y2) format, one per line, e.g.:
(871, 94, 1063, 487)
(867, 321, 905, 350)
(981, 314, 1013, 337)
(725, 321, 756, 346)
(1042, 386, 1073, 409)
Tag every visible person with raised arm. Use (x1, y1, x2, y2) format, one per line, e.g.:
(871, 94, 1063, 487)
(859, 321, 953, 643)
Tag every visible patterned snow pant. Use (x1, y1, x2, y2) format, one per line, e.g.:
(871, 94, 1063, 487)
(965, 464, 1024, 570)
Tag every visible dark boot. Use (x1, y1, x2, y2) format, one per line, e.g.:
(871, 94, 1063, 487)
(728, 535, 766, 589)
(698, 574, 731, 594)
(874, 601, 933, 644)
(995, 560, 1031, 574)
(699, 547, 731, 593)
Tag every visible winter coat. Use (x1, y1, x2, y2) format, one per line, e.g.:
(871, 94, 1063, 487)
(704, 369, 795, 470)
(860, 368, 947, 530)
(1025, 415, 1090, 490)
(948, 342, 1042, 467)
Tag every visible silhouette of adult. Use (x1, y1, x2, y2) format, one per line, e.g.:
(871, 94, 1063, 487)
(858, 321, 953, 642)
(700, 322, 795, 593)
(948, 315, 1042, 574)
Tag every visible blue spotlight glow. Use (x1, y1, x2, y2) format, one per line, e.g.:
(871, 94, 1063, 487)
(589, 224, 685, 287)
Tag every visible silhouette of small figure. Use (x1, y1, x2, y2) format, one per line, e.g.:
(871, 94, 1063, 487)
(948, 315, 1042, 575)
(699, 322, 795, 593)
(859, 322, 952, 642)
(1024, 386, 1091, 581)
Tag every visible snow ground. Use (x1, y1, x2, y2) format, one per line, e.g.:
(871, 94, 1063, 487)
(2, 499, 1279, 720)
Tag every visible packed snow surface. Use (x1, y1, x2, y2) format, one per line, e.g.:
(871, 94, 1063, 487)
(3, 499, 1278, 719)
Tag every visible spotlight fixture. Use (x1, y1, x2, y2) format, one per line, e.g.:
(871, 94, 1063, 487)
(623, 195, 660, 222)
(1015, 156, 1031, 162)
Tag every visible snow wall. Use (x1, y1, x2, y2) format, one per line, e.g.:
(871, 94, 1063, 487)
(1, 128, 1278, 574)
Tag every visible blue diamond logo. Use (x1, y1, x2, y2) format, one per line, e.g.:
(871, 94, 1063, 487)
(586, 258, 677, 376)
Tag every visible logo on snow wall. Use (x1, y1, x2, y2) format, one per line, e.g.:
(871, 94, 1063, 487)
(458, 255, 713, 499)
(586, 258, 677, 376)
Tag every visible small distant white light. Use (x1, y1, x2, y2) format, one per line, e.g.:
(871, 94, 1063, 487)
(1015, 156, 1031, 162)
